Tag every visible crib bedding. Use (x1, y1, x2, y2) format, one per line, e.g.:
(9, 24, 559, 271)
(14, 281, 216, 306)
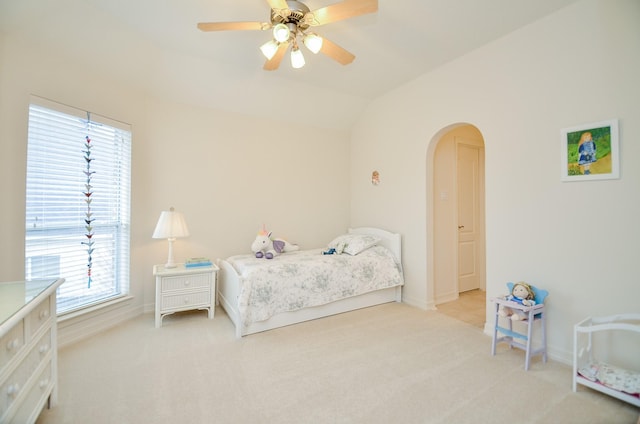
(578, 362, 640, 396)
(226, 245, 404, 329)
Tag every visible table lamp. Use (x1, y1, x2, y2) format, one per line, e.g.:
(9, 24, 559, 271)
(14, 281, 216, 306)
(152, 207, 190, 268)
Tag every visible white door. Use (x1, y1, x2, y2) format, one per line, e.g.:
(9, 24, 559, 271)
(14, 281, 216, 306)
(457, 142, 482, 292)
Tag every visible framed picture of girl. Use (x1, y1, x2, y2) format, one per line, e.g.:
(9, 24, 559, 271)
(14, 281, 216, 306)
(560, 119, 619, 181)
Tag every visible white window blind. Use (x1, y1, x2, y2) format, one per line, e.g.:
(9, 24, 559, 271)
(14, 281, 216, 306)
(25, 96, 131, 315)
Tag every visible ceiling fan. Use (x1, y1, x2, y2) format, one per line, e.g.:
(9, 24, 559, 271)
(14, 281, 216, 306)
(197, 0, 378, 71)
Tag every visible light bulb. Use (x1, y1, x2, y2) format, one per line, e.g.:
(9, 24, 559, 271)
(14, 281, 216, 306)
(290, 47, 305, 69)
(303, 33, 323, 54)
(260, 40, 279, 60)
(272, 23, 290, 43)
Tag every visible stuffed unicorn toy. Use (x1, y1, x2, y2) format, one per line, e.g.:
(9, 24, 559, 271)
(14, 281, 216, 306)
(251, 227, 299, 259)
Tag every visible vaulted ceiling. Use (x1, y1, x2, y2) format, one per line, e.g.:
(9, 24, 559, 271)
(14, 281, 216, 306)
(0, 0, 579, 129)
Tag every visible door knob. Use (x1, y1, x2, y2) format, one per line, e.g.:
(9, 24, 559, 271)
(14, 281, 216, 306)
(458, 225, 465, 229)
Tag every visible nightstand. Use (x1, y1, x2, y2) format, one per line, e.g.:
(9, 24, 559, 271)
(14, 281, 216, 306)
(153, 263, 219, 328)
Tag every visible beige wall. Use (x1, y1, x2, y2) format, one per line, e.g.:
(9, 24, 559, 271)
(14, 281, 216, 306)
(351, 0, 640, 363)
(0, 35, 351, 344)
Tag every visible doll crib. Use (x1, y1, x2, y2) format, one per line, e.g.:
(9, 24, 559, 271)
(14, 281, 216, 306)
(491, 282, 549, 371)
(573, 314, 640, 407)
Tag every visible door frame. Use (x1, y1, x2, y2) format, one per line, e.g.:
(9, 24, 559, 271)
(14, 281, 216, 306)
(428, 124, 486, 307)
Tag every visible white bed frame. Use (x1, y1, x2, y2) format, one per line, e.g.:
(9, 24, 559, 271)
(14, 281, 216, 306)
(217, 227, 403, 338)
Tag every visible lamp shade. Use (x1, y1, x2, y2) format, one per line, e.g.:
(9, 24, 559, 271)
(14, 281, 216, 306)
(290, 46, 305, 69)
(260, 40, 279, 60)
(272, 23, 290, 43)
(152, 207, 190, 239)
(303, 33, 323, 54)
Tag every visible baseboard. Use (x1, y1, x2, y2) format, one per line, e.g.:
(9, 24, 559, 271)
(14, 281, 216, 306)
(402, 294, 434, 310)
(56, 298, 143, 348)
(435, 292, 459, 305)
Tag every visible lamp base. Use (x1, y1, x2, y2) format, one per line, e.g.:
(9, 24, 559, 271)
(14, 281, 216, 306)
(164, 238, 178, 269)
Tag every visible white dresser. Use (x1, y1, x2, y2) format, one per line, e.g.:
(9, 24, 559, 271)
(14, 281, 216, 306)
(0, 278, 64, 424)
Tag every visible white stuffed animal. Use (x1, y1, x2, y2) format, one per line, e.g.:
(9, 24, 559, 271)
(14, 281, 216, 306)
(251, 228, 299, 259)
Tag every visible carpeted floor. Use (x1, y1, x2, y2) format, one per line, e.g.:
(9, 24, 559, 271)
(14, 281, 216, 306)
(37, 303, 639, 424)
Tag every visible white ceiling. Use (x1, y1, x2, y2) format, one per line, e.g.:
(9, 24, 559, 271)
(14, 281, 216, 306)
(0, 0, 579, 129)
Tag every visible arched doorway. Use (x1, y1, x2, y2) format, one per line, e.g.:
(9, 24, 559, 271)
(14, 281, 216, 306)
(429, 124, 486, 328)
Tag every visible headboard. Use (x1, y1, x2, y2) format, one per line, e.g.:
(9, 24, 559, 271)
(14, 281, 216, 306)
(348, 227, 402, 264)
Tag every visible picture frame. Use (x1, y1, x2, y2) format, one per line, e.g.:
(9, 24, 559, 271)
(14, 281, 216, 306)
(560, 118, 619, 182)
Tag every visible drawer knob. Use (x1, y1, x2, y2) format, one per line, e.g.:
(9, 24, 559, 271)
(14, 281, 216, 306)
(39, 309, 50, 319)
(39, 344, 50, 354)
(184, 280, 190, 286)
(6, 338, 20, 351)
(39, 379, 50, 389)
(184, 298, 189, 304)
(7, 384, 20, 397)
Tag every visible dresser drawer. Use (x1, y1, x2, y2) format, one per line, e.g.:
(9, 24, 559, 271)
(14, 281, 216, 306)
(8, 360, 52, 424)
(0, 328, 52, 418)
(26, 295, 52, 338)
(0, 349, 32, 418)
(29, 329, 53, 369)
(161, 274, 210, 292)
(161, 290, 211, 310)
(0, 320, 25, 375)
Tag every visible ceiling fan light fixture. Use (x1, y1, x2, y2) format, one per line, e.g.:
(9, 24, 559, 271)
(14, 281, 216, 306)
(197, 0, 379, 71)
(260, 40, 280, 60)
(290, 46, 305, 69)
(272, 23, 290, 43)
(303, 33, 323, 54)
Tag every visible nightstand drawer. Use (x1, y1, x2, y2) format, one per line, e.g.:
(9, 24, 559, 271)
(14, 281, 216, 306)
(161, 274, 211, 292)
(161, 290, 211, 310)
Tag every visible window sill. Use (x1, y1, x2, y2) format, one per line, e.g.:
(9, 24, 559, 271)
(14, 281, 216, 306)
(58, 295, 134, 322)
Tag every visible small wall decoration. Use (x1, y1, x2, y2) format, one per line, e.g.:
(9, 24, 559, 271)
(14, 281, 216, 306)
(371, 170, 380, 185)
(561, 119, 619, 182)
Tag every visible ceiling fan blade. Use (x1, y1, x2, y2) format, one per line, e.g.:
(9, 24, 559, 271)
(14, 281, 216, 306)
(197, 21, 268, 32)
(308, 0, 378, 26)
(266, 0, 289, 10)
(319, 37, 355, 65)
(264, 42, 289, 71)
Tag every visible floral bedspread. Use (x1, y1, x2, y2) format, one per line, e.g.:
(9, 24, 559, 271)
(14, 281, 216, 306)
(226, 246, 404, 329)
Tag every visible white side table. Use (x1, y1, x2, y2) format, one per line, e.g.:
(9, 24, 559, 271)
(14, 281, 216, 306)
(153, 263, 218, 328)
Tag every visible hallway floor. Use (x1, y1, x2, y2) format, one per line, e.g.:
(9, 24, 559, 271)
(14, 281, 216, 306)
(436, 289, 486, 329)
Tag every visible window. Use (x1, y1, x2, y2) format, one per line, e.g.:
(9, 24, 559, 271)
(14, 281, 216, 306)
(25, 97, 131, 315)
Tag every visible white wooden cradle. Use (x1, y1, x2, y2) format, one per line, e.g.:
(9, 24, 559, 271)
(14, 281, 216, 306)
(217, 227, 403, 337)
(573, 314, 640, 407)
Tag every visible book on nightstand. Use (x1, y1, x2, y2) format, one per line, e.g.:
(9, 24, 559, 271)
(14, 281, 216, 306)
(185, 257, 212, 268)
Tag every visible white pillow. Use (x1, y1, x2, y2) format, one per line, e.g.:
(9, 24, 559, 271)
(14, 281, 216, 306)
(328, 234, 381, 255)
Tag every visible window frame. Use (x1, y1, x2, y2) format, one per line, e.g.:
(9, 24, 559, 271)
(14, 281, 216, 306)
(25, 96, 132, 316)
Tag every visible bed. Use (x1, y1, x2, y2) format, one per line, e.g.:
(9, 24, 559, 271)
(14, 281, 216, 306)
(217, 227, 404, 337)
